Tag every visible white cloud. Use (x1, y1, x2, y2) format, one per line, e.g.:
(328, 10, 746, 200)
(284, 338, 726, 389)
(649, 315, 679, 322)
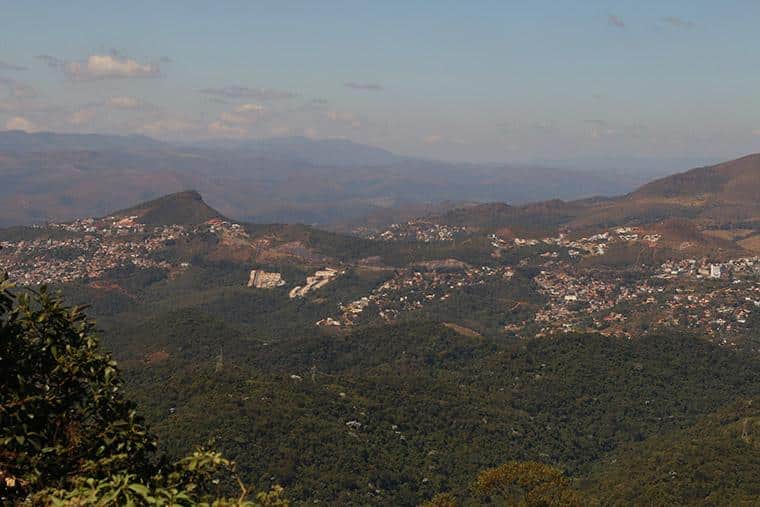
(218, 112, 249, 125)
(139, 118, 199, 136)
(326, 111, 346, 121)
(0, 60, 26, 71)
(663, 16, 694, 29)
(5, 116, 37, 132)
(345, 82, 383, 91)
(219, 112, 254, 125)
(326, 110, 361, 128)
(200, 86, 296, 100)
(208, 120, 247, 138)
(421, 134, 467, 145)
(68, 108, 97, 125)
(0, 100, 62, 115)
(234, 103, 264, 113)
(106, 96, 144, 109)
(61, 54, 160, 80)
(37, 54, 63, 68)
(62, 96, 153, 127)
(214, 103, 267, 126)
(0, 78, 37, 99)
(269, 126, 291, 136)
(584, 119, 616, 139)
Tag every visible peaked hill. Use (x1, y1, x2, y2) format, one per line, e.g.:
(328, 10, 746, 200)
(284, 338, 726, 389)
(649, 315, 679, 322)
(110, 190, 225, 226)
(633, 153, 760, 203)
(439, 153, 760, 230)
(579, 153, 760, 231)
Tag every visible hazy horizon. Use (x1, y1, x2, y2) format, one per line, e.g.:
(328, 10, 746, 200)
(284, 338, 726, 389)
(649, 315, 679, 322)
(2, 1, 760, 164)
(0, 127, 725, 176)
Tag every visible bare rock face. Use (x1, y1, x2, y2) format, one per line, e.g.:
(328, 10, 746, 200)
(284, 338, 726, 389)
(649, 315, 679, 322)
(247, 269, 285, 288)
(289, 267, 342, 298)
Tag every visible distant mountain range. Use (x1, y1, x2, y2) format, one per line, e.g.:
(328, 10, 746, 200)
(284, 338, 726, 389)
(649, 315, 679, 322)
(0, 130, 408, 164)
(0, 130, 729, 229)
(86, 144, 760, 259)
(0, 130, 167, 153)
(188, 136, 411, 167)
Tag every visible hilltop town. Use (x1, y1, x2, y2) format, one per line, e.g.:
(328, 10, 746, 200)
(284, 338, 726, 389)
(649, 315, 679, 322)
(2, 194, 760, 351)
(0, 213, 258, 286)
(367, 220, 473, 242)
(3, 159, 760, 507)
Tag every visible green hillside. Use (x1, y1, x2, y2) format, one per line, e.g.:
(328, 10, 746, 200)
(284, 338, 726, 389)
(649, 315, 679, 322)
(584, 397, 760, 505)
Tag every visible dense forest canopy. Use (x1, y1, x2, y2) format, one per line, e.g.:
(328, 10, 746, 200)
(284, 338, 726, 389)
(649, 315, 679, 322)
(4, 173, 760, 505)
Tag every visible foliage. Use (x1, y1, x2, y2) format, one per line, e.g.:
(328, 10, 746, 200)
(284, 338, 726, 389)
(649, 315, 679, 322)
(473, 462, 585, 506)
(0, 274, 286, 505)
(0, 275, 155, 501)
(39, 451, 288, 506)
(117, 315, 760, 505)
(10, 210, 760, 505)
(418, 492, 457, 507)
(584, 398, 760, 505)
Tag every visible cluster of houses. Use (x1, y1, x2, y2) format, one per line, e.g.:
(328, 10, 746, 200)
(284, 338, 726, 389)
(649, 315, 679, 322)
(658, 257, 760, 280)
(655, 281, 760, 344)
(530, 255, 760, 343)
(320, 264, 514, 327)
(6, 210, 760, 349)
(316, 221, 760, 347)
(0, 215, 252, 287)
(369, 220, 471, 242)
(0, 217, 188, 285)
(491, 226, 662, 258)
(532, 263, 665, 337)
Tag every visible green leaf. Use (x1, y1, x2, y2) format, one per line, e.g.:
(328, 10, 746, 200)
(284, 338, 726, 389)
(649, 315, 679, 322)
(128, 483, 152, 497)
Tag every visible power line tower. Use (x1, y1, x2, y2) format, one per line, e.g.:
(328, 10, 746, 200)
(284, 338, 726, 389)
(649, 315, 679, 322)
(214, 346, 223, 374)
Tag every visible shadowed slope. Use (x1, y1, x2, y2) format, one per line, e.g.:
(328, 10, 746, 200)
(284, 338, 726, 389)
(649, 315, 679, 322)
(110, 190, 225, 226)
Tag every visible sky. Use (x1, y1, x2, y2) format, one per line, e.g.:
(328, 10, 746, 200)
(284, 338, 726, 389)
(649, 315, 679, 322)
(1, 0, 760, 163)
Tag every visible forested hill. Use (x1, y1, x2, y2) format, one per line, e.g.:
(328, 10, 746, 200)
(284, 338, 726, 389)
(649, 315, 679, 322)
(3, 170, 760, 504)
(112, 316, 760, 504)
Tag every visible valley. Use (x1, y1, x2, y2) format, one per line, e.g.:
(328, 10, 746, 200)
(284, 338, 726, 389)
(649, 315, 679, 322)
(3, 151, 760, 504)
(5, 7, 760, 506)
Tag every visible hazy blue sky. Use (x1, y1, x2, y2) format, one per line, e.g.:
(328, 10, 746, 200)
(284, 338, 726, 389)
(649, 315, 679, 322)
(1, 1, 759, 162)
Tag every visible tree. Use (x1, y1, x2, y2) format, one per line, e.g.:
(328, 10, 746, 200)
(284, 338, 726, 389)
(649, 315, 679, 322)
(0, 274, 286, 505)
(418, 492, 457, 507)
(473, 461, 584, 506)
